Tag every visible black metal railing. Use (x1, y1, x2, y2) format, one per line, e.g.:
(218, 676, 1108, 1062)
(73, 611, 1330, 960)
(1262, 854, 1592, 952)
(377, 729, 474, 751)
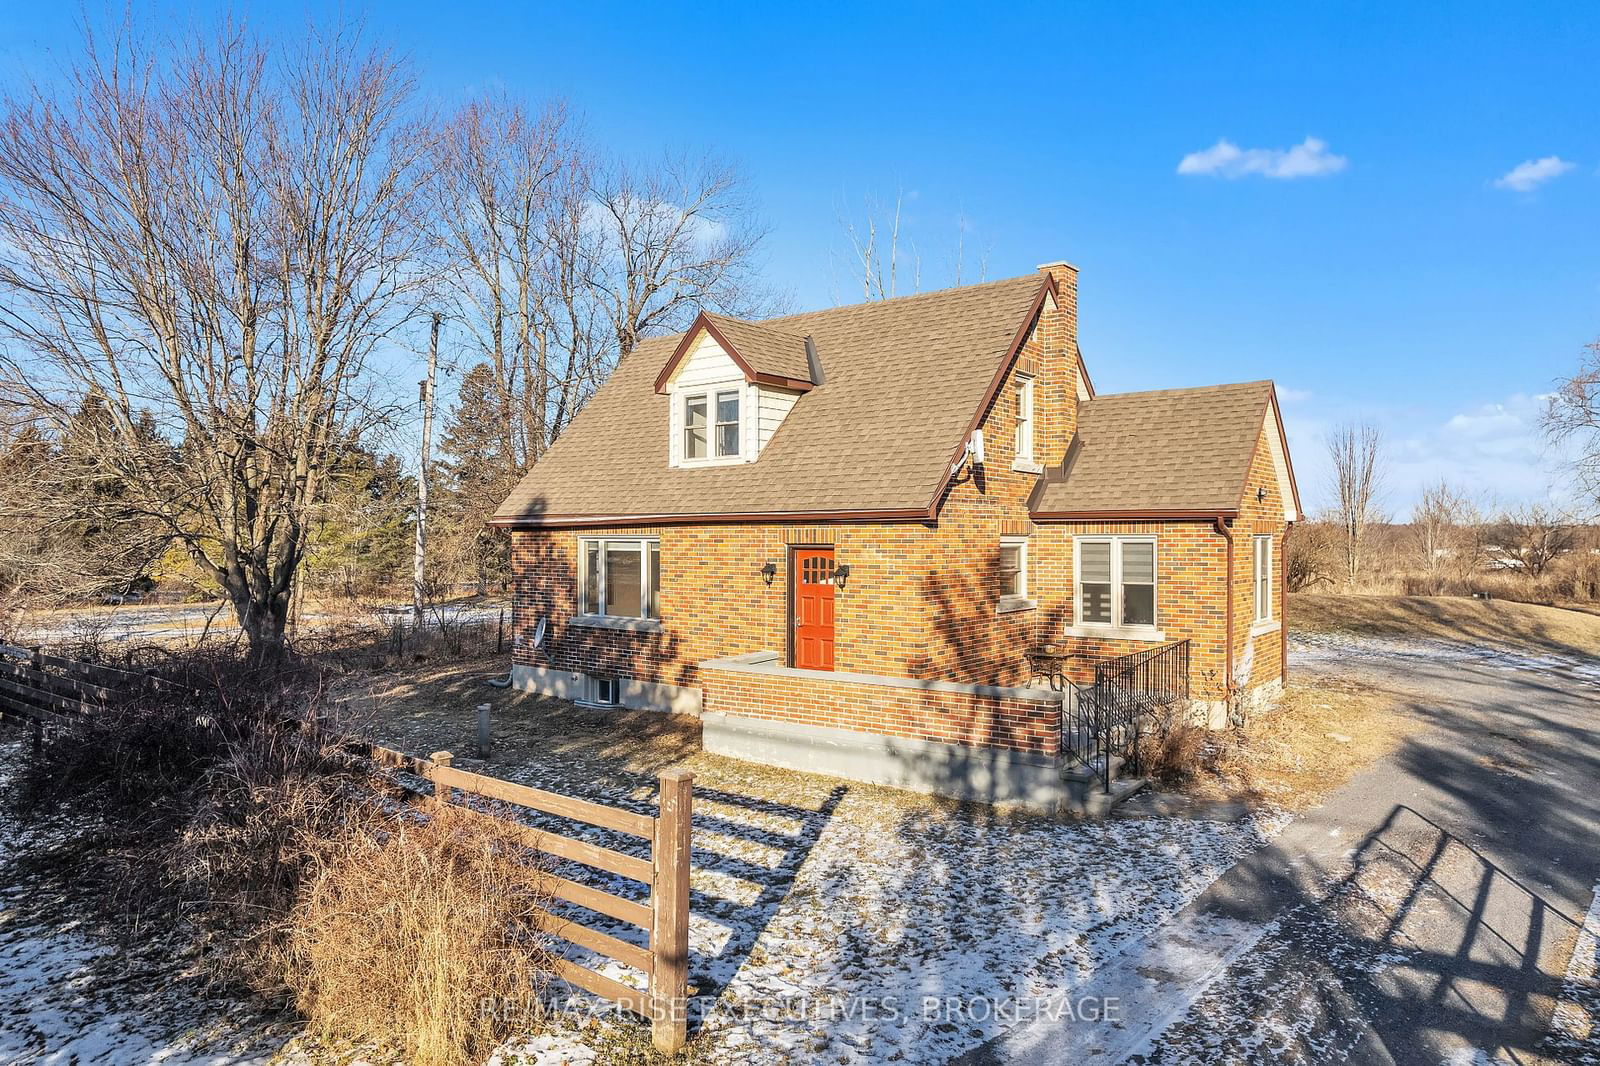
(1062, 640, 1191, 793)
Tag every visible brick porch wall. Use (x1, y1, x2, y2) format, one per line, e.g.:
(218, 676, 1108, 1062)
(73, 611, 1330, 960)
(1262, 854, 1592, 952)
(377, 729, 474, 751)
(700, 661, 1063, 757)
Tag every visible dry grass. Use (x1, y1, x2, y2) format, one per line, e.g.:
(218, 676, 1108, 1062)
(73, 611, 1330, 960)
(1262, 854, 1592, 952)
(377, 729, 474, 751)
(1182, 676, 1413, 811)
(342, 654, 702, 779)
(290, 806, 555, 1066)
(1290, 592, 1600, 660)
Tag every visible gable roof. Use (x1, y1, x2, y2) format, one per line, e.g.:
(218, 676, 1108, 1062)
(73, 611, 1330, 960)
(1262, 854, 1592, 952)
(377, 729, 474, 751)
(1031, 380, 1294, 519)
(653, 312, 816, 392)
(492, 273, 1050, 526)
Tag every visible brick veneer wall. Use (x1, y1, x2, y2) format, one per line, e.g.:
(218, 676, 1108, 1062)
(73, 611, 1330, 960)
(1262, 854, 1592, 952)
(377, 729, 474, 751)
(700, 663, 1063, 757)
(508, 261, 1287, 740)
(1231, 422, 1290, 688)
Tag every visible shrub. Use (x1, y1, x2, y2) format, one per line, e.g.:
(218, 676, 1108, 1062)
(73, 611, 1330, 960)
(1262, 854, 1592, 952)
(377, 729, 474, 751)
(1138, 720, 1215, 784)
(7, 642, 556, 1066)
(289, 806, 555, 1066)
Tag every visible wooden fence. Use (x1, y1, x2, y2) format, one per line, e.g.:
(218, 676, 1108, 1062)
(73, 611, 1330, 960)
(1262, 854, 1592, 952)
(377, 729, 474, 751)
(0, 643, 167, 749)
(368, 744, 693, 1053)
(0, 642, 694, 1054)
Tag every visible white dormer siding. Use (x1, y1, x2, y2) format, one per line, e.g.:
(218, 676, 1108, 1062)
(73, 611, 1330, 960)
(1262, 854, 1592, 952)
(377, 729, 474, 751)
(663, 331, 801, 467)
(757, 386, 802, 451)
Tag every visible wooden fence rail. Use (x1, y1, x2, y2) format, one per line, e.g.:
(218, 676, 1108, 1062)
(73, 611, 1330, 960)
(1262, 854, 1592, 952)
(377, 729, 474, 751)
(0, 644, 695, 1054)
(360, 744, 694, 1053)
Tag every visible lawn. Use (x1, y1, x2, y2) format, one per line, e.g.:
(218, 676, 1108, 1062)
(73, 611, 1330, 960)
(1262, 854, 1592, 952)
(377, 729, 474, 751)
(1290, 591, 1600, 661)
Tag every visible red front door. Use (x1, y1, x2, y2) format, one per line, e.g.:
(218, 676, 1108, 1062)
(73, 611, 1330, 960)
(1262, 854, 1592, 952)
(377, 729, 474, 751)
(792, 547, 835, 671)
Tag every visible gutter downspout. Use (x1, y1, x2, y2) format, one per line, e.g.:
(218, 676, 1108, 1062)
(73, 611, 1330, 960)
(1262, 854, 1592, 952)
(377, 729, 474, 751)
(1214, 515, 1234, 697)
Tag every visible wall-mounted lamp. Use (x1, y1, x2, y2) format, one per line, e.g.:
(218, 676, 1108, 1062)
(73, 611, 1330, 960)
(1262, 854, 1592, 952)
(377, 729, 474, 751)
(1256, 486, 1268, 503)
(833, 563, 852, 590)
(760, 561, 778, 585)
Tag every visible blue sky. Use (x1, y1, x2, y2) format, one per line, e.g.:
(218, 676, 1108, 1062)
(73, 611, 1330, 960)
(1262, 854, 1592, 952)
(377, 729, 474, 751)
(4, 2, 1597, 515)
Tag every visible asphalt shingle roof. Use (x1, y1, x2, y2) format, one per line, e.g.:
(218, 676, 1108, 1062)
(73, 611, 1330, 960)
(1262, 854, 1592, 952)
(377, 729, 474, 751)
(699, 313, 814, 385)
(493, 273, 1047, 523)
(1033, 381, 1274, 516)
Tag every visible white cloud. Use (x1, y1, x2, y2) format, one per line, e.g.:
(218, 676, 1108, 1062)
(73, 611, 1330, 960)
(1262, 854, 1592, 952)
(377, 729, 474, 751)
(1493, 156, 1575, 192)
(1177, 137, 1347, 180)
(1276, 386, 1314, 404)
(1284, 392, 1582, 516)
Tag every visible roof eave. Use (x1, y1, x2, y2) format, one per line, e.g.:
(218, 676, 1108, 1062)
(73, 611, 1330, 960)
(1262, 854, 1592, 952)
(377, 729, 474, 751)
(924, 274, 1061, 516)
(487, 506, 934, 530)
(1030, 507, 1239, 522)
(652, 312, 815, 394)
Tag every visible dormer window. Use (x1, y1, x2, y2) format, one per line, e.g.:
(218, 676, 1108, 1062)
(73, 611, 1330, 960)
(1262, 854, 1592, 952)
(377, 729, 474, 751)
(682, 389, 742, 462)
(715, 390, 740, 456)
(684, 395, 707, 459)
(657, 311, 816, 470)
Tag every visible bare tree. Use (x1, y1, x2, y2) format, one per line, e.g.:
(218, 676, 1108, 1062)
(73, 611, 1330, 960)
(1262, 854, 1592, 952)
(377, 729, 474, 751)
(1284, 519, 1339, 591)
(1546, 340, 1600, 513)
(1489, 504, 1576, 578)
(1411, 480, 1479, 591)
(0, 20, 433, 658)
(586, 152, 769, 360)
(839, 190, 911, 301)
(836, 191, 991, 302)
(1326, 422, 1386, 588)
(432, 94, 577, 474)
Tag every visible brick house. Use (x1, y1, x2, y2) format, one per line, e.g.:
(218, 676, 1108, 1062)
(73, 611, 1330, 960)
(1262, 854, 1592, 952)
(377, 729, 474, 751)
(491, 262, 1300, 812)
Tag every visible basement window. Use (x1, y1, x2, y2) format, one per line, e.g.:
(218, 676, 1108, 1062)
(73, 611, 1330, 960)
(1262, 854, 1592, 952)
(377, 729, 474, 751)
(586, 675, 620, 706)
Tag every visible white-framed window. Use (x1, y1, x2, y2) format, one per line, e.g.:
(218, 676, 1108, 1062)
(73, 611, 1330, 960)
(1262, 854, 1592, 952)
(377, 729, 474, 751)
(586, 675, 619, 706)
(579, 537, 661, 620)
(714, 389, 740, 457)
(1253, 535, 1273, 623)
(1014, 376, 1034, 462)
(1075, 536, 1157, 629)
(999, 536, 1028, 599)
(683, 395, 708, 460)
(681, 389, 742, 462)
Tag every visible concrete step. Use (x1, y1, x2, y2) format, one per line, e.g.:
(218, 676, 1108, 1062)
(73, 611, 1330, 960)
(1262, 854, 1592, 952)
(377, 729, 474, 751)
(1061, 771, 1149, 818)
(1062, 771, 1152, 813)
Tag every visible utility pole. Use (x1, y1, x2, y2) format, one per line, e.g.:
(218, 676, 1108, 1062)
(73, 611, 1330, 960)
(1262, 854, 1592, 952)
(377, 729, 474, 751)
(414, 313, 441, 622)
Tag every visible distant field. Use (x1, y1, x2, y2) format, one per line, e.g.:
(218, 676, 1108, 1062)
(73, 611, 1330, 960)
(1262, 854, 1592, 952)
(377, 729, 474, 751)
(1290, 592, 1600, 660)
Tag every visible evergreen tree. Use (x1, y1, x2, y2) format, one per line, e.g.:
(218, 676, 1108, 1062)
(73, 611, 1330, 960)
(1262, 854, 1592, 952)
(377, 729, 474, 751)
(435, 363, 514, 594)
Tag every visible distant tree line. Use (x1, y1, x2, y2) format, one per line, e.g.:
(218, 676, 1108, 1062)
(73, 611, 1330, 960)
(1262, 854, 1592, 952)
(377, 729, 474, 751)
(1292, 414, 1600, 603)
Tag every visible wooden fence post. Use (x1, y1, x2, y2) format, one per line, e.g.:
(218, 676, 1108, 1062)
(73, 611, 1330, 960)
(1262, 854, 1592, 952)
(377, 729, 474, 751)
(429, 750, 454, 810)
(650, 768, 693, 1054)
(476, 703, 491, 759)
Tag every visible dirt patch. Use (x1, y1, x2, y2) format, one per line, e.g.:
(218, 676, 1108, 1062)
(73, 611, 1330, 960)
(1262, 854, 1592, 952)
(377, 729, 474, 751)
(1180, 676, 1413, 812)
(341, 654, 702, 780)
(1290, 592, 1600, 661)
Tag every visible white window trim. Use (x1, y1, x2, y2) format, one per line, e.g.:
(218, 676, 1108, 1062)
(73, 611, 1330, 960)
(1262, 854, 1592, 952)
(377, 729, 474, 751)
(1253, 534, 1273, 625)
(1012, 375, 1040, 473)
(577, 537, 661, 622)
(672, 383, 747, 467)
(681, 393, 710, 462)
(998, 535, 1035, 613)
(1063, 535, 1164, 640)
(580, 674, 620, 707)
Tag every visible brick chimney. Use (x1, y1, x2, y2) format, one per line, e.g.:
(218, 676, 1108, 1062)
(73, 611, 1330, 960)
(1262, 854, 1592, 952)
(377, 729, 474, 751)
(1035, 260, 1078, 346)
(1035, 260, 1084, 452)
